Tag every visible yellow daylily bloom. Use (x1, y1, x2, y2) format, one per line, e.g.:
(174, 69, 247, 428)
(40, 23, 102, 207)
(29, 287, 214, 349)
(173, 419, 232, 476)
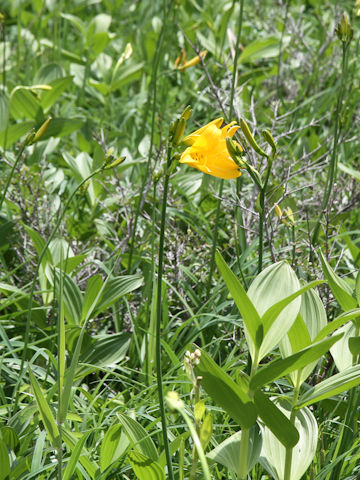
(179, 118, 243, 179)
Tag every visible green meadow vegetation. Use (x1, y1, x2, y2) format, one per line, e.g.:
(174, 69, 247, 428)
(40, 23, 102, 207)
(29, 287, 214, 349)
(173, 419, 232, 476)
(1, 0, 360, 479)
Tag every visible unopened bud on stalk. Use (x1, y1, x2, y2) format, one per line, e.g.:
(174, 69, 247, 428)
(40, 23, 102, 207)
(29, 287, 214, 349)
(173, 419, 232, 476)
(240, 119, 267, 157)
(178, 50, 207, 71)
(181, 105, 192, 121)
(25, 129, 36, 146)
(172, 117, 186, 146)
(283, 207, 295, 227)
(262, 129, 277, 156)
(167, 154, 180, 175)
(103, 156, 126, 170)
(275, 204, 282, 219)
(335, 12, 353, 44)
(31, 117, 52, 144)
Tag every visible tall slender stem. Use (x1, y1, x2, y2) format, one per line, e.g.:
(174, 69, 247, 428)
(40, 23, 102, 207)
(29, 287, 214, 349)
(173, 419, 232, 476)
(238, 427, 250, 480)
(155, 147, 174, 480)
(283, 382, 300, 480)
(311, 41, 349, 249)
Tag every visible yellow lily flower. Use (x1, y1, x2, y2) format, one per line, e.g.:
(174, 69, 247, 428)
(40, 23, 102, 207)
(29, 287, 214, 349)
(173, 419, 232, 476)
(179, 118, 243, 179)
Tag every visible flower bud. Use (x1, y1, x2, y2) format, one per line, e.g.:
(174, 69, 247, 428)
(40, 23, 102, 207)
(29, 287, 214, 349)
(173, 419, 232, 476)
(181, 105, 192, 121)
(275, 204, 282, 219)
(262, 129, 277, 155)
(32, 117, 52, 144)
(103, 156, 126, 170)
(172, 117, 186, 146)
(178, 50, 207, 71)
(240, 119, 266, 157)
(335, 12, 353, 44)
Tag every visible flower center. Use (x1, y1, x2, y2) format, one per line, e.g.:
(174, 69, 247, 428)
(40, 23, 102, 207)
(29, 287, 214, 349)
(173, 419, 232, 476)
(191, 151, 205, 163)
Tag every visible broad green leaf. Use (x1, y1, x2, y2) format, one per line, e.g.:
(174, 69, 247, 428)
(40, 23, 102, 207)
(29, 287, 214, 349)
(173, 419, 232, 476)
(31, 430, 46, 473)
(239, 37, 283, 63)
(100, 424, 129, 471)
(260, 400, 317, 480)
(10, 86, 44, 122)
(0, 426, 19, 451)
(40, 76, 73, 111)
(315, 309, 360, 341)
(0, 440, 10, 480)
(0, 89, 9, 128)
(76, 332, 130, 378)
(262, 280, 323, 335)
(297, 365, 360, 408)
(195, 348, 257, 429)
(349, 337, 360, 357)
(62, 429, 97, 478)
(250, 334, 342, 391)
(253, 391, 299, 448)
(128, 450, 165, 480)
(28, 369, 60, 449)
(248, 261, 301, 360)
(200, 413, 212, 450)
(0, 120, 34, 148)
(40, 117, 85, 140)
(94, 275, 143, 314)
(34, 63, 65, 84)
(62, 151, 97, 206)
(319, 251, 357, 311)
(50, 269, 83, 325)
(157, 432, 190, 469)
(81, 274, 103, 322)
(330, 322, 357, 372)
(63, 431, 91, 480)
(280, 287, 328, 386)
(215, 251, 262, 349)
(338, 162, 360, 184)
(111, 62, 145, 90)
(207, 424, 262, 475)
(118, 413, 158, 461)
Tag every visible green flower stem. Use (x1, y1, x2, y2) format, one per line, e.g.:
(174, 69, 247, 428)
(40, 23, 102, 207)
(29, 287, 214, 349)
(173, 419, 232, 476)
(0, 141, 28, 212)
(311, 41, 349, 249)
(155, 147, 174, 480)
(12, 167, 104, 414)
(258, 160, 272, 274)
(238, 427, 250, 480)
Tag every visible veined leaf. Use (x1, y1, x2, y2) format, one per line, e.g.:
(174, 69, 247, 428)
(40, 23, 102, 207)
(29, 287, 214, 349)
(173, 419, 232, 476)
(62, 431, 91, 480)
(118, 413, 158, 461)
(319, 251, 357, 311)
(215, 251, 262, 349)
(253, 391, 299, 448)
(100, 424, 129, 472)
(297, 365, 360, 408)
(195, 347, 257, 429)
(260, 400, 317, 480)
(128, 450, 165, 480)
(250, 334, 342, 390)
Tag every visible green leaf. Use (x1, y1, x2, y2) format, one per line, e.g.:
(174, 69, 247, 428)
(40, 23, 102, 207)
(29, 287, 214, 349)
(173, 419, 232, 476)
(247, 261, 301, 360)
(0, 120, 34, 148)
(128, 450, 165, 480)
(39, 117, 84, 140)
(94, 275, 143, 314)
(77, 332, 130, 378)
(338, 162, 360, 184)
(260, 400, 317, 480)
(0, 426, 19, 452)
(330, 322, 357, 372)
(207, 424, 262, 474)
(239, 37, 283, 63)
(100, 424, 129, 472)
(40, 76, 73, 111)
(28, 368, 60, 449)
(81, 274, 103, 322)
(10, 86, 44, 122)
(297, 365, 360, 408)
(62, 429, 97, 478)
(262, 280, 323, 336)
(253, 391, 299, 448)
(250, 334, 342, 390)
(315, 309, 360, 341)
(349, 337, 360, 357)
(62, 431, 91, 480)
(215, 251, 262, 349)
(195, 348, 257, 429)
(319, 251, 357, 311)
(356, 270, 360, 306)
(118, 413, 158, 461)
(0, 440, 10, 480)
